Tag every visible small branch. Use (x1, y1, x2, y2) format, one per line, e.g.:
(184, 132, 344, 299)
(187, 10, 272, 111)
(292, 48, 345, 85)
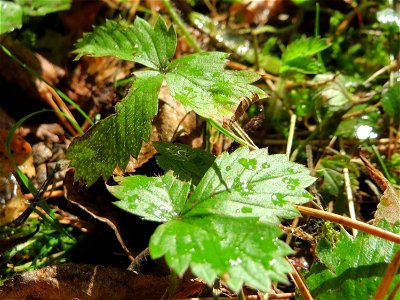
(296, 205, 400, 244)
(286, 113, 297, 158)
(286, 257, 313, 300)
(375, 249, 400, 300)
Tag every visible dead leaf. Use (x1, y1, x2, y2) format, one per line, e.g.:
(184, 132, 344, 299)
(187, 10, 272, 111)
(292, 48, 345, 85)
(0, 263, 169, 300)
(374, 184, 400, 226)
(63, 169, 158, 258)
(359, 151, 400, 225)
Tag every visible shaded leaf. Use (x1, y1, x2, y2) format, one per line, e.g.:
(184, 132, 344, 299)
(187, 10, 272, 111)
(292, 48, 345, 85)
(281, 37, 330, 74)
(166, 52, 265, 119)
(303, 220, 400, 300)
(154, 142, 215, 185)
(67, 71, 163, 185)
(381, 82, 400, 123)
(73, 17, 176, 69)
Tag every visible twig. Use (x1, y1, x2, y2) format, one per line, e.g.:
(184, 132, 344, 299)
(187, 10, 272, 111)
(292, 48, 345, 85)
(286, 113, 297, 158)
(296, 205, 400, 244)
(375, 249, 400, 300)
(343, 167, 357, 236)
(24, 189, 64, 201)
(286, 257, 313, 300)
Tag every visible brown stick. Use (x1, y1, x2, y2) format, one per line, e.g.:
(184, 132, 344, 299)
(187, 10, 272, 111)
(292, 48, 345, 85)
(375, 249, 400, 300)
(286, 257, 313, 300)
(296, 205, 400, 244)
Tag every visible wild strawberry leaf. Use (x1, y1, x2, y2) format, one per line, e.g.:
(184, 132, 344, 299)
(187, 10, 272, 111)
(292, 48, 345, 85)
(183, 147, 316, 224)
(303, 220, 400, 300)
(67, 71, 163, 185)
(149, 216, 293, 292)
(166, 52, 265, 119)
(154, 142, 215, 185)
(73, 17, 176, 69)
(281, 36, 330, 74)
(110, 174, 191, 223)
(108, 147, 315, 292)
(68, 16, 267, 185)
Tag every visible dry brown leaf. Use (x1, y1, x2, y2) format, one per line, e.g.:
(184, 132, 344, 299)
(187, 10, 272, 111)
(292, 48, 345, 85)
(63, 169, 158, 258)
(0, 263, 169, 300)
(359, 151, 400, 225)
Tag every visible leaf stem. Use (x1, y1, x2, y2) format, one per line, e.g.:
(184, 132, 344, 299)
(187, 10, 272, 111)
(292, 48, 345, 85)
(296, 205, 400, 244)
(162, 0, 202, 52)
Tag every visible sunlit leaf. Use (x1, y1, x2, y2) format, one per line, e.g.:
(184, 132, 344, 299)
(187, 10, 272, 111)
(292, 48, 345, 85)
(109, 175, 191, 223)
(109, 147, 315, 292)
(183, 147, 316, 224)
(73, 16, 176, 68)
(0, 1, 23, 34)
(166, 52, 265, 119)
(150, 216, 292, 292)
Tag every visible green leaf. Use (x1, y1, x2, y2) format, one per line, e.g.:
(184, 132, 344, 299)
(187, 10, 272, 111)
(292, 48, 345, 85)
(381, 82, 400, 123)
(154, 142, 215, 185)
(110, 175, 191, 222)
(109, 147, 316, 292)
(166, 52, 265, 119)
(150, 216, 293, 292)
(281, 37, 330, 74)
(16, 0, 71, 16)
(183, 147, 316, 224)
(73, 17, 176, 69)
(0, 1, 23, 34)
(303, 220, 400, 300)
(0, 0, 71, 33)
(67, 71, 163, 185)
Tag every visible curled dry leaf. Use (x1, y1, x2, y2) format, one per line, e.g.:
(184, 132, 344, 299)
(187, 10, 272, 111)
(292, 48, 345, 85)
(63, 169, 158, 257)
(359, 152, 400, 225)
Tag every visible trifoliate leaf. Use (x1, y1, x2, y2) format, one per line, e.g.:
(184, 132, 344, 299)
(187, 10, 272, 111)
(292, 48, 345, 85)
(166, 52, 265, 119)
(281, 37, 330, 74)
(154, 142, 215, 185)
(110, 175, 191, 223)
(381, 82, 400, 123)
(150, 216, 293, 292)
(109, 147, 316, 292)
(183, 147, 316, 224)
(73, 17, 176, 69)
(67, 71, 163, 185)
(303, 220, 400, 300)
